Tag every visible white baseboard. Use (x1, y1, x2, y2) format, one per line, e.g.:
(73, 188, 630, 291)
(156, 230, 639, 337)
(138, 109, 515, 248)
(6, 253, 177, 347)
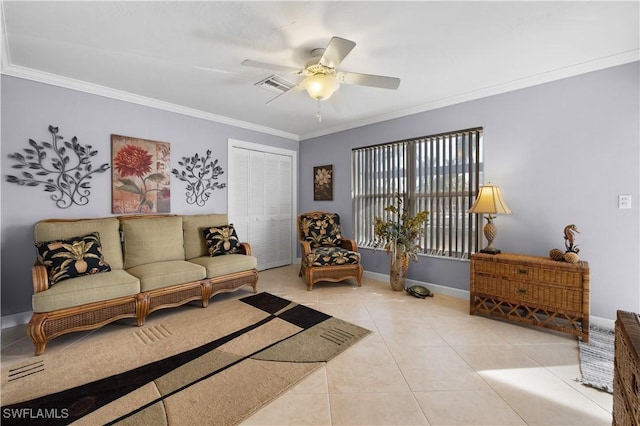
(363, 270, 470, 300)
(1, 267, 615, 331)
(1, 311, 32, 329)
(589, 316, 615, 331)
(363, 271, 614, 330)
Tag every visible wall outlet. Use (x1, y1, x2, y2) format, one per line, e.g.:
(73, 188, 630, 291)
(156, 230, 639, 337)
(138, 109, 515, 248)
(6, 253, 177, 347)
(618, 194, 632, 209)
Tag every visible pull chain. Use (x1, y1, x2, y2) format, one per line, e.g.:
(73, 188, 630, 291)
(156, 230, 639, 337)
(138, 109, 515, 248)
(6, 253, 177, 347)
(316, 99, 322, 123)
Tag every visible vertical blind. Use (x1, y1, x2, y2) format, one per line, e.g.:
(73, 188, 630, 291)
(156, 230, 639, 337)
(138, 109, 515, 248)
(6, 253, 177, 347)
(352, 128, 483, 259)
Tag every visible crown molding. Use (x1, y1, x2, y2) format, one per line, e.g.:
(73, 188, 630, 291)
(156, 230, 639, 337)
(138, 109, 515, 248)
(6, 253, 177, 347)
(0, 63, 300, 142)
(300, 50, 640, 140)
(2, 48, 637, 142)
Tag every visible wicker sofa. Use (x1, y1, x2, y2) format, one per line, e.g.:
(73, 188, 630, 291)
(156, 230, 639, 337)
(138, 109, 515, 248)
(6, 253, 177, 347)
(27, 213, 258, 355)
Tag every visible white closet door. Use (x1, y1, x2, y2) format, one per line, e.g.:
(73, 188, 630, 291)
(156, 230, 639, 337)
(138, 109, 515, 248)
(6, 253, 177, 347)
(269, 153, 292, 269)
(229, 145, 293, 271)
(228, 148, 250, 243)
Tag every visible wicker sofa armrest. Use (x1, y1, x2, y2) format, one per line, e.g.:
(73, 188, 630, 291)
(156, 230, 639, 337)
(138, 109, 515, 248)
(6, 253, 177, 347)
(32, 262, 50, 293)
(239, 242, 252, 256)
(340, 238, 358, 251)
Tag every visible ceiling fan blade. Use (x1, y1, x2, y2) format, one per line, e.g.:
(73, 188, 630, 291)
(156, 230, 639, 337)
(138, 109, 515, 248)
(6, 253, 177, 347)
(193, 65, 235, 74)
(319, 37, 356, 69)
(241, 59, 302, 75)
(337, 72, 401, 90)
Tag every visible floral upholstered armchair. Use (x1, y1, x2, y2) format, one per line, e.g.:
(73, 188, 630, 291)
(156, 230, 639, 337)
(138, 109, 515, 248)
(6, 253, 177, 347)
(297, 212, 363, 291)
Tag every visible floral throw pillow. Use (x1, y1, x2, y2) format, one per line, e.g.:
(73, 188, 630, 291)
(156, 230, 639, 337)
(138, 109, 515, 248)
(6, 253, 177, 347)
(203, 225, 241, 256)
(300, 213, 342, 248)
(35, 232, 111, 286)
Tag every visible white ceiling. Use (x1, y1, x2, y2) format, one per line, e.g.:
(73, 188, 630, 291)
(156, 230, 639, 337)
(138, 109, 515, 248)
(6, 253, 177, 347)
(1, 1, 638, 140)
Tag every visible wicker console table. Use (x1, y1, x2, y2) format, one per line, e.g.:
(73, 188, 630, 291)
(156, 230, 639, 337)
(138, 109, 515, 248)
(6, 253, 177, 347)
(470, 252, 590, 342)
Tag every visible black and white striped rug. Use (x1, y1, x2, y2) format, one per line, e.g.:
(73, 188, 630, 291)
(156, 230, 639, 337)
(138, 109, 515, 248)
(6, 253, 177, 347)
(577, 325, 614, 393)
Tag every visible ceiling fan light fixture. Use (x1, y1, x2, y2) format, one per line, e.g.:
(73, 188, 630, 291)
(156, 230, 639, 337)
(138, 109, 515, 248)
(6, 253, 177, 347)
(303, 73, 339, 100)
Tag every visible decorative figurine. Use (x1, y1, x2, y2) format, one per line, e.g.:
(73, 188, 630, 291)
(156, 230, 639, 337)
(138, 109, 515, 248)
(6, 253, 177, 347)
(549, 224, 580, 263)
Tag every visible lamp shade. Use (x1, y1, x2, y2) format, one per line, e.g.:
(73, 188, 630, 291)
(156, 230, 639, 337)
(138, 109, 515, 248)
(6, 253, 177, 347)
(469, 183, 512, 214)
(303, 73, 339, 100)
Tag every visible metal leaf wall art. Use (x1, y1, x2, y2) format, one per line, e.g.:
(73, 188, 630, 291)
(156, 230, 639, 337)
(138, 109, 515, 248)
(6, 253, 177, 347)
(5, 125, 110, 208)
(171, 149, 226, 206)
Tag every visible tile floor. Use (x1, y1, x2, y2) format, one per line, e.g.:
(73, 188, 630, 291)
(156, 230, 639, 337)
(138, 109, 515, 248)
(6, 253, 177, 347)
(1, 264, 613, 425)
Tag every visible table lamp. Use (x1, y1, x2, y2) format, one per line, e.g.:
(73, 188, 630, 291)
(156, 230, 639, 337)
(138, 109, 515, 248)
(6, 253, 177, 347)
(469, 182, 511, 254)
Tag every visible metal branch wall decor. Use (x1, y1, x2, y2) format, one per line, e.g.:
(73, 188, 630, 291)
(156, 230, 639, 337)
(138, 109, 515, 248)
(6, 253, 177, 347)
(171, 149, 226, 206)
(5, 125, 110, 208)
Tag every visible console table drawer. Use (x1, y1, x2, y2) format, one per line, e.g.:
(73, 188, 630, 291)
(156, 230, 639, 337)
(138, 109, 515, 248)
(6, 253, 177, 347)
(473, 256, 584, 287)
(473, 276, 584, 312)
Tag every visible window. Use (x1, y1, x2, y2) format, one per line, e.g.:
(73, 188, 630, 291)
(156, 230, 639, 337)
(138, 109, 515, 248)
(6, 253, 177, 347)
(352, 128, 483, 259)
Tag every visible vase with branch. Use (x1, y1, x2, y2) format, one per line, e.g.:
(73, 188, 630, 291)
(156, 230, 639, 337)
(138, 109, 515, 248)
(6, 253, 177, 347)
(373, 194, 429, 291)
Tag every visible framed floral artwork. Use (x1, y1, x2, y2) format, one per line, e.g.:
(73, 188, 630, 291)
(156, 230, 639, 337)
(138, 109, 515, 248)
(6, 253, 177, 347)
(111, 135, 171, 214)
(313, 165, 333, 201)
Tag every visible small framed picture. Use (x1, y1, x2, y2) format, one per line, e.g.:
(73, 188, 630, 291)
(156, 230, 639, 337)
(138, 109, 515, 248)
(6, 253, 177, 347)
(313, 165, 333, 201)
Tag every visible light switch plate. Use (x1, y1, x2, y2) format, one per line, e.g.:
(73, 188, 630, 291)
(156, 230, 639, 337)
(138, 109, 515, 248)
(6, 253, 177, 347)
(618, 195, 632, 209)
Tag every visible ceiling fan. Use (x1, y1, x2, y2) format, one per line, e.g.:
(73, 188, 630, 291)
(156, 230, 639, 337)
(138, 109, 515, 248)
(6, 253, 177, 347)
(241, 37, 400, 121)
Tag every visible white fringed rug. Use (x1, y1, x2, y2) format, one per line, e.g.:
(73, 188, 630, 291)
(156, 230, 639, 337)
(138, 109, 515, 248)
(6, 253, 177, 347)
(577, 325, 615, 393)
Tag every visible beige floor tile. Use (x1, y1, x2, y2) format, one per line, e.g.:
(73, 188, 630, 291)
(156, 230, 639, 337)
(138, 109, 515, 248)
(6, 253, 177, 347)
(327, 335, 410, 394)
(486, 317, 579, 345)
(497, 387, 612, 425)
(415, 388, 526, 425)
(330, 392, 429, 425)
(392, 345, 489, 391)
(425, 317, 509, 346)
(240, 393, 331, 425)
(375, 318, 449, 347)
(479, 365, 574, 392)
(514, 341, 580, 367)
(2, 264, 613, 425)
(453, 344, 540, 372)
(550, 365, 613, 411)
(288, 367, 329, 394)
(316, 302, 371, 322)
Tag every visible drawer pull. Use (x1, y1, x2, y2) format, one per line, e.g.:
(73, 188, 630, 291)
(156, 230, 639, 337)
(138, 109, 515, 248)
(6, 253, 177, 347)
(516, 268, 529, 275)
(516, 288, 528, 295)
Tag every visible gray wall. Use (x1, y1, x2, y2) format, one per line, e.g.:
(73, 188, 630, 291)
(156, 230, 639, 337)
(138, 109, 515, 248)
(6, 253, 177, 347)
(299, 62, 640, 321)
(2, 62, 638, 323)
(1, 75, 298, 317)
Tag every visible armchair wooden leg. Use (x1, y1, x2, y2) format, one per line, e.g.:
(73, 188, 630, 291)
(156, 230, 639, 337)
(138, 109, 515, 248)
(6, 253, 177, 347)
(27, 313, 47, 356)
(306, 269, 314, 291)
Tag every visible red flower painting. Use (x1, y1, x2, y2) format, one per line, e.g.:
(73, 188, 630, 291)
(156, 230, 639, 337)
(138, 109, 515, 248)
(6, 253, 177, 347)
(111, 136, 170, 214)
(113, 145, 153, 178)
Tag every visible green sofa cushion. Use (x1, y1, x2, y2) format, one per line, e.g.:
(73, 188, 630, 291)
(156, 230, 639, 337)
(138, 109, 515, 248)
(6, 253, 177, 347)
(188, 254, 257, 279)
(127, 260, 206, 292)
(32, 269, 140, 312)
(35, 218, 123, 270)
(122, 216, 185, 269)
(182, 213, 228, 260)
